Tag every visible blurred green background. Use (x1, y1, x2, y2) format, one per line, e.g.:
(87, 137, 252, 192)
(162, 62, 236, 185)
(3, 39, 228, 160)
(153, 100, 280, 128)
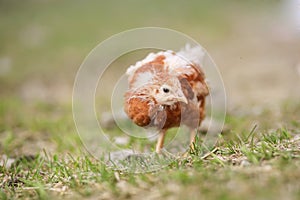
(1, 0, 299, 105)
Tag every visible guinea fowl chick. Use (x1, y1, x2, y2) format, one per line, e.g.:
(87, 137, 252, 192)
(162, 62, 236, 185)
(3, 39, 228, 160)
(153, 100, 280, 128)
(124, 46, 209, 153)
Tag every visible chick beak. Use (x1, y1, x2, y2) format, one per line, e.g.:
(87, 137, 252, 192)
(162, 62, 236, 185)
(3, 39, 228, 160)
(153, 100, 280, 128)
(176, 91, 188, 104)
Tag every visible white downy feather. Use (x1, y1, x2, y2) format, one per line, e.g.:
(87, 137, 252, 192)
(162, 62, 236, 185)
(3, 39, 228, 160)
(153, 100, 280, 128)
(177, 44, 206, 67)
(126, 44, 206, 79)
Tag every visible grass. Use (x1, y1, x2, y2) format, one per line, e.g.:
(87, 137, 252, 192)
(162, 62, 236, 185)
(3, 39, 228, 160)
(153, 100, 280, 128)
(0, 1, 299, 199)
(0, 97, 300, 199)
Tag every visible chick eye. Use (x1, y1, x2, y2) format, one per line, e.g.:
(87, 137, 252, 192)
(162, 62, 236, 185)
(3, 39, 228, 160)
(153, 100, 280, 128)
(163, 88, 170, 93)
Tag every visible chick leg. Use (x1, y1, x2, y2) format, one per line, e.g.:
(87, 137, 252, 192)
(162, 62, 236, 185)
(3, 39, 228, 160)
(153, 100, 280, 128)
(190, 129, 197, 151)
(156, 129, 167, 153)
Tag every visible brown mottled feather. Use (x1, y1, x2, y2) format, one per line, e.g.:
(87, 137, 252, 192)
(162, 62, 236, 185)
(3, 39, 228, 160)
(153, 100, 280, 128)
(124, 57, 208, 130)
(124, 48, 209, 152)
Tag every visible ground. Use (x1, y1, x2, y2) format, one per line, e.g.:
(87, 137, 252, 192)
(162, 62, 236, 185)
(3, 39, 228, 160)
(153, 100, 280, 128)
(0, 1, 300, 200)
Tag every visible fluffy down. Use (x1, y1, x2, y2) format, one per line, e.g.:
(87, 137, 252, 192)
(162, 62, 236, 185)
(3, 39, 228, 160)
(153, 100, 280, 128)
(124, 45, 209, 153)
